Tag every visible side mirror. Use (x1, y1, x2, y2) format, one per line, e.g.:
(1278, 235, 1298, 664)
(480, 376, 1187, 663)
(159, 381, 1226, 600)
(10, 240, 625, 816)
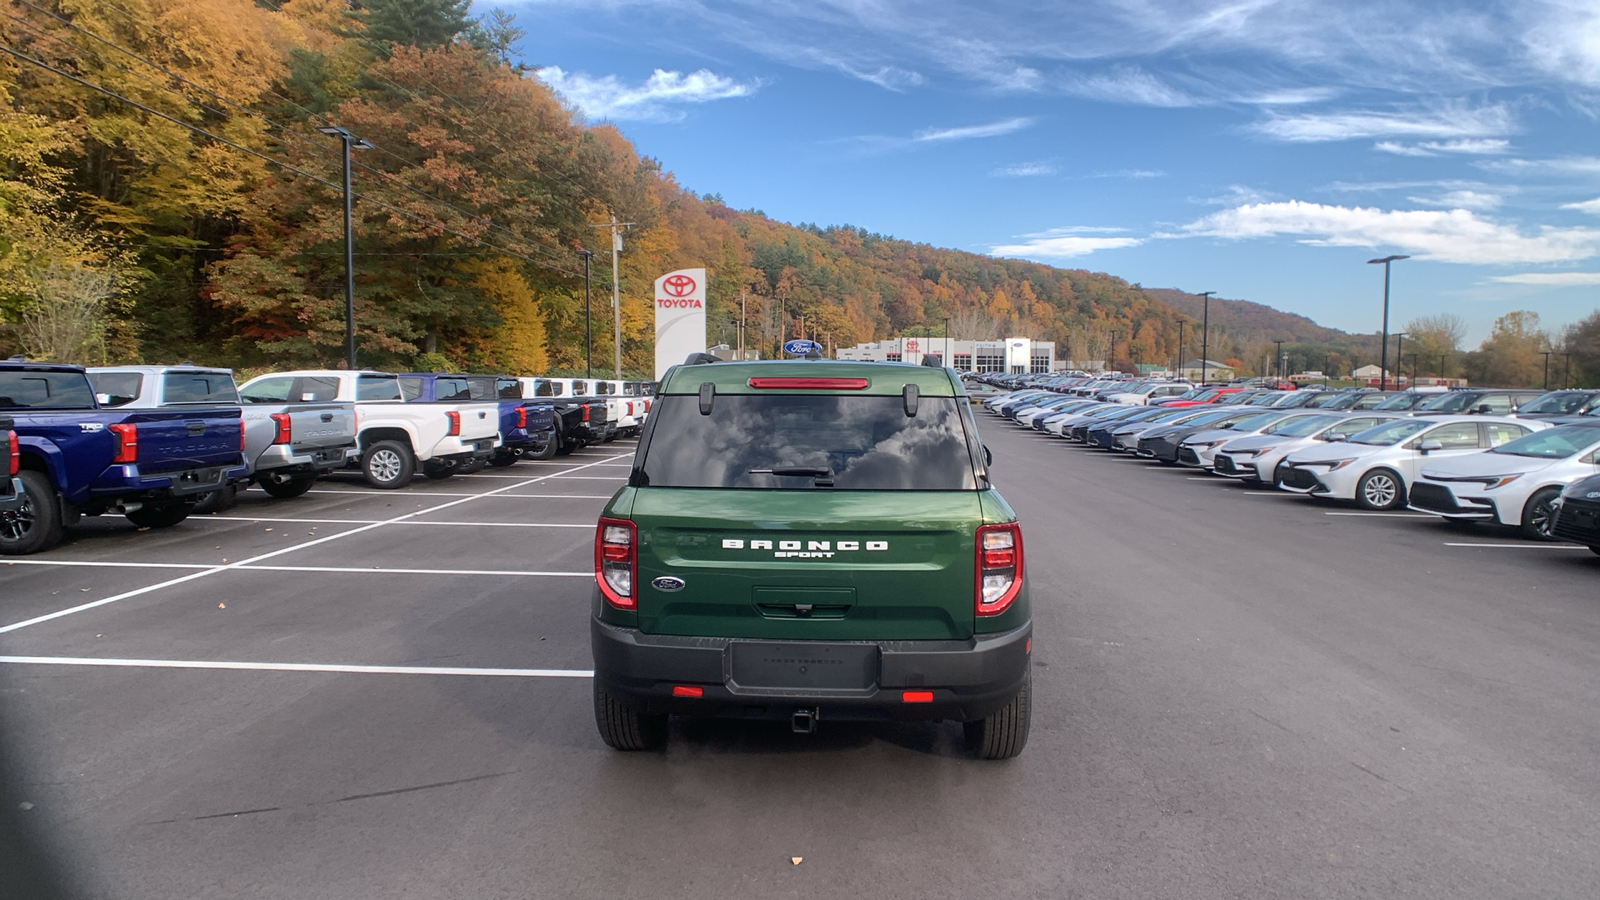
(1418, 439, 1443, 453)
(1325, 433, 1348, 442)
(984, 446, 994, 467)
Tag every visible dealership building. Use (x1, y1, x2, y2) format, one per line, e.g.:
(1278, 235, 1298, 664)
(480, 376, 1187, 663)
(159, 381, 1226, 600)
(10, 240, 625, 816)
(835, 336, 1057, 373)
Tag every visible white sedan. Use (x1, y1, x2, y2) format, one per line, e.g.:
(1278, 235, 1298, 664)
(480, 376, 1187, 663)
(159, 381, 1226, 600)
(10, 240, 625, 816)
(1276, 415, 1546, 510)
(1213, 413, 1404, 484)
(1408, 423, 1600, 539)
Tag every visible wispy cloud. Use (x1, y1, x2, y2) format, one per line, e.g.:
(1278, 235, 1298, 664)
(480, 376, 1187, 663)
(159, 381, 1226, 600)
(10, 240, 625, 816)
(1481, 156, 1600, 176)
(914, 117, 1036, 142)
(1178, 200, 1600, 264)
(1562, 197, 1600, 214)
(1094, 169, 1166, 179)
(536, 67, 758, 122)
(1065, 66, 1197, 107)
(1375, 138, 1511, 157)
(1489, 272, 1600, 286)
(991, 227, 1141, 259)
(1407, 190, 1504, 211)
(991, 161, 1058, 177)
(1253, 103, 1515, 143)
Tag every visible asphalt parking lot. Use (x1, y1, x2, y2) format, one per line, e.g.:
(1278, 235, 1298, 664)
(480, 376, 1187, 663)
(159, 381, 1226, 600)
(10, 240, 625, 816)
(4, 423, 1600, 899)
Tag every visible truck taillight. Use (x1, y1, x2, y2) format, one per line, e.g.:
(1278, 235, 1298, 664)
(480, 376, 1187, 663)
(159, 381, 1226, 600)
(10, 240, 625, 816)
(595, 517, 637, 609)
(975, 522, 1023, 616)
(7, 431, 17, 477)
(239, 418, 248, 451)
(109, 422, 138, 464)
(581, 404, 591, 423)
(446, 410, 461, 436)
(270, 413, 292, 445)
(516, 407, 527, 429)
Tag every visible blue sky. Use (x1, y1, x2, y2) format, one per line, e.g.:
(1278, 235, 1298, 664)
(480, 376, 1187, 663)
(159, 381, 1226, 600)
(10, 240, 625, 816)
(510, 0, 1600, 344)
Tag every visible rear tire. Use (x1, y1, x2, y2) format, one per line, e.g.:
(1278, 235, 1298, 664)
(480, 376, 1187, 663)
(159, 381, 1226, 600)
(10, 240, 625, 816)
(421, 461, 455, 480)
(361, 440, 414, 489)
(125, 501, 193, 529)
(260, 475, 316, 499)
(594, 683, 667, 751)
(487, 453, 519, 468)
(1356, 469, 1404, 511)
(0, 470, 64, 555)
(1519, 487, 1561, 541)
(964, 673, 1031, 760)
(191, 483, 237, 515)
(457, 457, 487, 475)
(530, 428, 559, 460)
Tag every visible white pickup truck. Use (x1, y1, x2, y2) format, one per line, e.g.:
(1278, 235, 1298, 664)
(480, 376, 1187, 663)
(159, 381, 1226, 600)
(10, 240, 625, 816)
(237, 370, 499, 489)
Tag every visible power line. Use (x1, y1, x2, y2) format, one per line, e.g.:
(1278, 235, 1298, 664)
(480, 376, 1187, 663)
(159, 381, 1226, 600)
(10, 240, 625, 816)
(0, 40, 591, 280)
(4, 1, 604, 278)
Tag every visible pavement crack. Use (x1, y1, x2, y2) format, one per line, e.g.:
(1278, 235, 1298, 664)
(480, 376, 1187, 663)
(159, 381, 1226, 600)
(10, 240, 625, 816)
(330, 771, 514, 804)
(1249, 709, 1292, 733)
(1351, 762, 1412, 793)
(142, 806, 282, 825)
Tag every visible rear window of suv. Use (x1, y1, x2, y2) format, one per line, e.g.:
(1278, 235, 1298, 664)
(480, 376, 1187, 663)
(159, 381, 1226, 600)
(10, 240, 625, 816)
(639, 394, 978, 490)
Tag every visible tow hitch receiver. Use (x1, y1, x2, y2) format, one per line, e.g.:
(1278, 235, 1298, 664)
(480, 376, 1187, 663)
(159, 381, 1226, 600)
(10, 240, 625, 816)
(791, 708, 819, 734)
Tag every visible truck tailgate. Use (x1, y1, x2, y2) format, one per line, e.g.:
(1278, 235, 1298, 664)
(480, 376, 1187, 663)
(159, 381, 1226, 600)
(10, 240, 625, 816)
(285, 402, 356, 450)
(130, 410, 243, 473)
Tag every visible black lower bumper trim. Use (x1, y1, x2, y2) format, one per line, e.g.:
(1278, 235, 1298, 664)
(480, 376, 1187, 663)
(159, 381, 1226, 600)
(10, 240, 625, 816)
(591, 619, 1032, 723)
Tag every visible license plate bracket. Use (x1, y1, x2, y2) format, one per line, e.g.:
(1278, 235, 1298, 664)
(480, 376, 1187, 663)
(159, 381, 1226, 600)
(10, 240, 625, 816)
(728, 641, 878, 691)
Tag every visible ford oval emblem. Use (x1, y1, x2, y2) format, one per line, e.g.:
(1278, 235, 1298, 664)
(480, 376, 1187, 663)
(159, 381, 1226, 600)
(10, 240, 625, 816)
(651, 576, 686, 592)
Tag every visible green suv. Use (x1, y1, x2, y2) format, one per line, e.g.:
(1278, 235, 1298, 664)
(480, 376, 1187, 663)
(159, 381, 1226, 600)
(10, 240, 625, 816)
(589, 359, 1032, 758)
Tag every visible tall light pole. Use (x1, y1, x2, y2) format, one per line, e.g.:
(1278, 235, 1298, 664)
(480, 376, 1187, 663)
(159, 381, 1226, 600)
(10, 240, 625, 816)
(1543, 351, 1552, 390)
(1272, 339, 1285, 381)
(579, 250, 594, 378)
(1198, 292, 1215, 385)
(1563, 353, 1572, 389)
(1176, 320, 1185, 377)
(1109, 330, 1119, 371)
(317, 125, 373, 370)
(1393, 332, 1407, 386)
(944, 316, 951, 367)
(1367, 255, 1409, 391)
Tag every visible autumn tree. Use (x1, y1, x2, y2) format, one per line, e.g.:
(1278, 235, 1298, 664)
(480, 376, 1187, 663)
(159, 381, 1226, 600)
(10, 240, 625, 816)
(1464, 310, 1550, 388)
(1404, 312, 1467, 379)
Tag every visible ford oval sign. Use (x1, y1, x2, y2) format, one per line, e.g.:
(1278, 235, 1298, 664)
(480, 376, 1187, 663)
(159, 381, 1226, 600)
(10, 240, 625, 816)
(783, 339, 821, 356)
(651, 576, 686, 592)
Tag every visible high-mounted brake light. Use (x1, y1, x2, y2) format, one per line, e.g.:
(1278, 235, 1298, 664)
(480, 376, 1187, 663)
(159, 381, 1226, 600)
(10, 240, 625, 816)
(109, 422, 138, 464)
(748, 377, 870, 390)
(975, 522, 1023, 616)
(7, 431, 17, 477)
(270, 412, 292, 445)
(515, 407, 527, 429)
(595, 517, 637, 609)
(446, 410, 461, 437)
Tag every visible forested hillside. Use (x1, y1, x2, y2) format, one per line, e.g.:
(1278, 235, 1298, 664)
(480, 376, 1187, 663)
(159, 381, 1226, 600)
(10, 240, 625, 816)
(4, 0, 1589, 386)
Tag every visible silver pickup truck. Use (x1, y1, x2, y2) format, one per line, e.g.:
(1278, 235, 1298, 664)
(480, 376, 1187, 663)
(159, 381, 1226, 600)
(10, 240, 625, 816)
(90, 366, 357, 505)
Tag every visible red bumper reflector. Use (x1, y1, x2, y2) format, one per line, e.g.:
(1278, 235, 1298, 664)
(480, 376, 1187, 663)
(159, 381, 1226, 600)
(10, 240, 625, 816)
(901, 691, 934, 703)
(672, 685, 703, 698)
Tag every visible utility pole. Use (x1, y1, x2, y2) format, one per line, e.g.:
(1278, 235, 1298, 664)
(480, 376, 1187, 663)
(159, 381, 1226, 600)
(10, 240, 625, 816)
(1198, 292, 1215, 385)
(579, 250, 594, 378)
(592, 214, 634, 379)
(1109, 330, 1119, 370)
(1367, 255, 1409, 391)
(1272, 340, 1285, 381)
(944, 316, 952, 367)
(1176, 321, 1185, 377)
(738, 291, 746, 360)
(316, 126, 373, 370)
(1543, 351, 1552, 390)
(1394, 332, 1407, 386)
(1563, 353, 1572, 389)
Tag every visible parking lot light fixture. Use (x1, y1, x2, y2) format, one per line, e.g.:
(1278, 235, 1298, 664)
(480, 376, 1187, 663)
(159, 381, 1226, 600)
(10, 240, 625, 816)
(317, 125, 374, 370)
(1366, 255, 1409, 391)
(1198, 292, 1215, 385)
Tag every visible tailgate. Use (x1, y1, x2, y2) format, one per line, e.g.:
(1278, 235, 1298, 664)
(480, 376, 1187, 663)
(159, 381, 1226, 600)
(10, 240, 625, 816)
(523, 402, 555, 433)
(129, 410, 242, 473)
(288, 403, 355, 450)
(630, 489, 981, 641)
(456, 403, 500, 440)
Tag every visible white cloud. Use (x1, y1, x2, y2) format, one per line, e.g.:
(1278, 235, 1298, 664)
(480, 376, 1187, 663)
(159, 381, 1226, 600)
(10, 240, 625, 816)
(1065, 66, 1197, 107)
(1489, 272, 1600, 285)
(1253, 103, 1515, 143)
(1478, 156, 1600, 176)
(1376, 138, 1511, 157)
(1093, 169, 1166, 179)
(1407, 190, 1504, 211)
(1375, 141, 1436, 157)
(991, 227, 1141, 258)
(1521, 0, 1600, 88)
(1179, 200, 1600, 264)
(1562, 197, 1600, 214)
(535, 67, 758, 122)
(991, 161, 1058, 177)
(913, 117, 1036, 142)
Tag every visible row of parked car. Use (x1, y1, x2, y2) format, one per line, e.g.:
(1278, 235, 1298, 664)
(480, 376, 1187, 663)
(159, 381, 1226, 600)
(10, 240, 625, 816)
(0, 358, 654, 554)
(980, 380, 1600, 556)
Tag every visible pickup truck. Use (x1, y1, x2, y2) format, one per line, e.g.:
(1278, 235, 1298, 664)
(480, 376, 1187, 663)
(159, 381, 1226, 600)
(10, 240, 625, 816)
(517, 378, 613, 455)
(237, 370, 498, 488)
(398, 373, 556, 468)
(1, 360, 248, 554)
(89, 366, 360, 507)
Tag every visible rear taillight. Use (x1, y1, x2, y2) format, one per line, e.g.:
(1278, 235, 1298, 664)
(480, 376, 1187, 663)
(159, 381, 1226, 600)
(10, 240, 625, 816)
(595, 517, 637, 609)
(582, 405, 591, 422)
(270, 413, 292, 445)
(975, 522, 1023, 616)
(515, 407, 527, 429)
(109, 422, 138, 464)
(446, 411, 461, 436)
(7, 432, 17, 477)
(239, 418, 248, 451)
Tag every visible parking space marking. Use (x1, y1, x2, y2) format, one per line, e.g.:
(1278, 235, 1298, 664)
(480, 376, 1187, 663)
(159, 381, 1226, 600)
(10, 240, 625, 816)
(2, 560, 587, 576)
(204, 516, 591, 529)
(4, 560, 210, 570)
(545, 475, 629, 481)
(0, 452, 630, 635)
(1325, 512, 1435, 518)
(0, 655, 593, 678)
(1442, 542, 1590, 550)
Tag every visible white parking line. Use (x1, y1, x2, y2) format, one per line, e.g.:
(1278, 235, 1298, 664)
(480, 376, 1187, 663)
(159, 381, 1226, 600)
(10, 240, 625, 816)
(0, 656, 593, 678)
(1, 560, 588, 576)
(1442, 542, 1590, 550)
(0, 452, 630, 634)
(1325, 512, 1434, 518)
(204, 516, 591, 528)
(304, 489, 614, 498)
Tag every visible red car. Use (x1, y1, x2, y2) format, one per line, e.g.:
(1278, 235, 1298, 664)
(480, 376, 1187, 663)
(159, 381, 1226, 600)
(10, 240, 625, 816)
(1153, 386, 1248, 408)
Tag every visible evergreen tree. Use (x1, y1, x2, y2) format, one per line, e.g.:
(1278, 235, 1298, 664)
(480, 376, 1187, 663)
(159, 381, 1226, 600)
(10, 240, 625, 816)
(352, 0, 472, 52)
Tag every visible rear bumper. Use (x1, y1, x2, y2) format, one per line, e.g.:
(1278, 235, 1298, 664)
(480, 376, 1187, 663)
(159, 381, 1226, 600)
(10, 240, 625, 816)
(254, 443, 352, 476)
(591, 618, 1033, 723)
(432, 435, 498, 460)
(89, 463, 250, 499)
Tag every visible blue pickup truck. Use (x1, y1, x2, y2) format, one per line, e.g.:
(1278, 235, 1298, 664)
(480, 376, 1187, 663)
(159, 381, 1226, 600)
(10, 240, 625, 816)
(0, 360, 249, 554)
(1, 415, 20, 521)
(398, 373, 557, 469)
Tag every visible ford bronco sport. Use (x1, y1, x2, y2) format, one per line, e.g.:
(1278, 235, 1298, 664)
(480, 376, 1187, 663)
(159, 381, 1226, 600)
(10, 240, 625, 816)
(589, 359, 1032, 759)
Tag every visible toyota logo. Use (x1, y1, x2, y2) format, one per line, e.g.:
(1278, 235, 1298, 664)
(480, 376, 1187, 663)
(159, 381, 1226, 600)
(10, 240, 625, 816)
(662, 274, 697, 298)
